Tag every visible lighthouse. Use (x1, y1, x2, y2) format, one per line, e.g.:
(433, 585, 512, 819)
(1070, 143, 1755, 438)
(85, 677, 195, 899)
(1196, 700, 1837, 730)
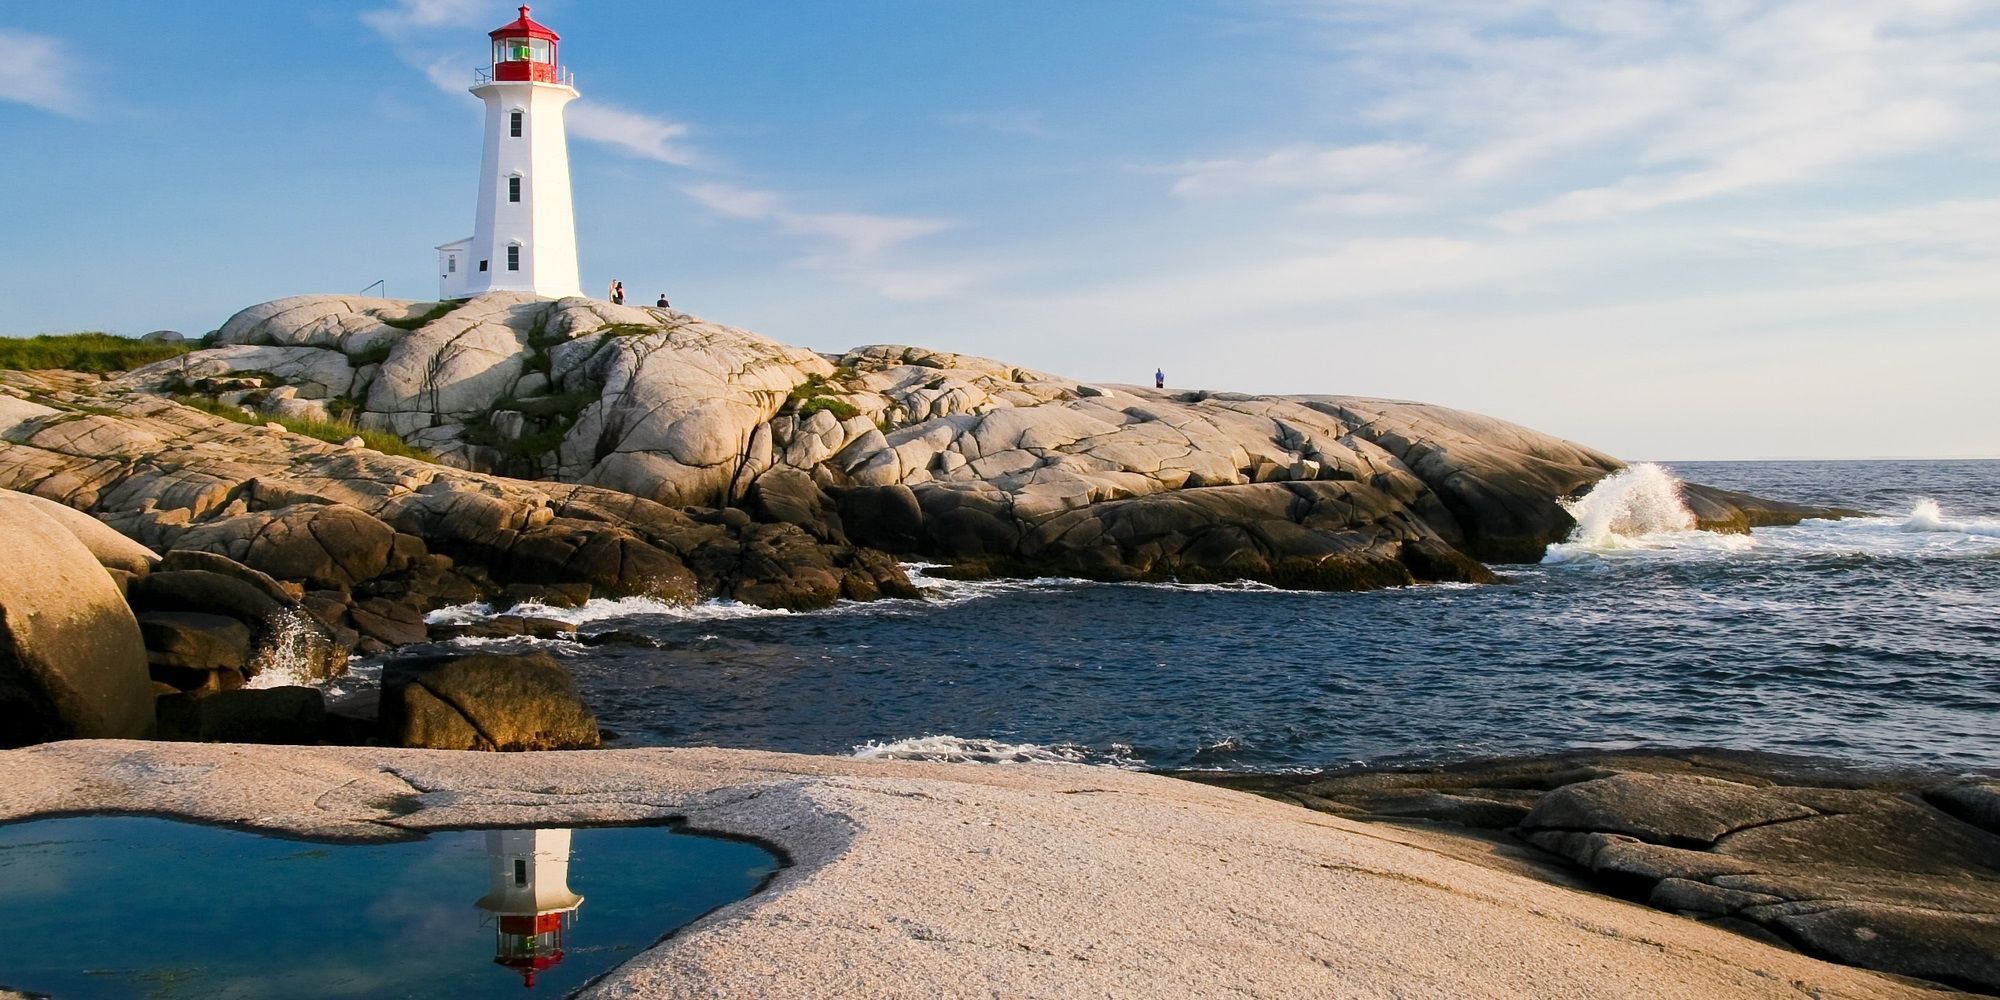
(437, 6, 583, 300)
(475, 828, 586, 988)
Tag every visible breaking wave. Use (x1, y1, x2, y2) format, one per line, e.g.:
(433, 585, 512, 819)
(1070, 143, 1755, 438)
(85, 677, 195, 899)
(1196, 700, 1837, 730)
(1542, 463, 1734, 563)
(1902, 498, 2000, 536)
(1544, 471, 2000, 565)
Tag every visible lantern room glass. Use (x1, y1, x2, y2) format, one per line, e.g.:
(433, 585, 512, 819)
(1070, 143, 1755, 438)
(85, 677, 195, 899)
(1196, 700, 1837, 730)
(493, 36, 554, 65)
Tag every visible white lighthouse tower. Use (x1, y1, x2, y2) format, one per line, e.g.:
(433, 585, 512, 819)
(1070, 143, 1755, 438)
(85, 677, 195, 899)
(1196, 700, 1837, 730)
(437, 6, 582, 300)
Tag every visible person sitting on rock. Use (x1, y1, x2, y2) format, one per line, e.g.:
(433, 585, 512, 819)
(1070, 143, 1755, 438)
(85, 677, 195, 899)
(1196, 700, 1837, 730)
(609, 280, 625, 305)
(656, 293, 670, 308)
(1155, 368, 1166, 389)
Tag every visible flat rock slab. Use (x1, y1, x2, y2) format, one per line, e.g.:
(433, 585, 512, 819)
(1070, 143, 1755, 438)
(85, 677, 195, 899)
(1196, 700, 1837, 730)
(1195, 750, 2000, 994)
(0, 742, 1950, 1000)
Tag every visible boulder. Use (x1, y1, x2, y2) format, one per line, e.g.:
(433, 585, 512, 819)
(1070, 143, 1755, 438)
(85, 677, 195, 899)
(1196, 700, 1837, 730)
(128, 570, 284, 624)
(348, 597, 429, 647)
(126, 569, 346, 684)
(0, 490, 159, 575)
(0, 501, 154, 745)
(1519, 774, 1818, 848)
(378, 651, 599, 751)
(172, 503, 395, 590)
(136, 611, 253, 673)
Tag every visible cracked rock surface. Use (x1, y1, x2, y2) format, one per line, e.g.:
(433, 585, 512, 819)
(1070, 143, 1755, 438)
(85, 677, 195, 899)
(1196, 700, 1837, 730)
(0, 741, 1954, 1000)
(1196, 749, 2000, 993)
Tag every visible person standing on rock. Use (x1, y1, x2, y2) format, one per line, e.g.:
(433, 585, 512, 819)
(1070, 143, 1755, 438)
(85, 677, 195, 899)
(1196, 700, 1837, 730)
(1155, 368, 1166, 389)
(609, 280, 625, 305)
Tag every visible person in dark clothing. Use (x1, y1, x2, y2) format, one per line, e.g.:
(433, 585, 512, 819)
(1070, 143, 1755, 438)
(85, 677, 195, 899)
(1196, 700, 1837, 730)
(1155, 368, 1165, 389)
(609, 280, 625, 305)
(656, 293, 670, 308)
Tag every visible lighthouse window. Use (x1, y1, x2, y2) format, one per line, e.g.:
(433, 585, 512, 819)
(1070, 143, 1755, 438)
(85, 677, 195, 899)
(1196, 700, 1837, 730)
(447, 256, 457, 274)
(510, 111, 522, 138)
(508, 176, 521, 203)
(478, 259, 488, 272)
(507, 245, 521, 271)
(514, 859, 528, 887)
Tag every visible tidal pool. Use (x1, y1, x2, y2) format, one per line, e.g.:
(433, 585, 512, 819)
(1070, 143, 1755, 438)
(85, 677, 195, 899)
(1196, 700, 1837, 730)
(0, 815, 778, 999)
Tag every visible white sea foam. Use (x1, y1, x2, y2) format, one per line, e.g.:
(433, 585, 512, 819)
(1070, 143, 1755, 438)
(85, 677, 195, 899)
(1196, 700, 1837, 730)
(245, 609, 332, 689)
(1544, 469, 2000, 565)
(1901, 498, 2000, 536)
(852, 734, 1145, 768)
(1542, 463, 1734, 563)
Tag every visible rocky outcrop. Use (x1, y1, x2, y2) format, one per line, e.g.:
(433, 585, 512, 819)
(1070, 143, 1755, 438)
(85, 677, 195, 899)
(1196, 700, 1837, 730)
(0, 499, 153, 745)
(10, 293, 1853, 599)
(378, 651, 599, 751)
(0, 370, 913, 628)
(1196, 750, 2000, 993)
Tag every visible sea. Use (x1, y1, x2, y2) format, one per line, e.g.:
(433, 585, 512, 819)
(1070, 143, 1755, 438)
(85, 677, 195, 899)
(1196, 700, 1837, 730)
(392, 460, 2000, 776)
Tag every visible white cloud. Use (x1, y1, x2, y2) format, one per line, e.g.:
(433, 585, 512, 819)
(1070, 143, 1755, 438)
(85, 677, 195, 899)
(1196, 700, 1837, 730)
(684, 183, 961, 299)
(684, 183, 950, 259)
(360, 0, 489, 41)
(568, 104, 702, 167)
(1170, 142, 1430, 201)
(1257, 0, 2000, 227)
(0, 31, 84, 116)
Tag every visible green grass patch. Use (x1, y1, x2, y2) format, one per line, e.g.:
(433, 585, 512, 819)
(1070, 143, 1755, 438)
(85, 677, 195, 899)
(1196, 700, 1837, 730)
(0, 333, 190, 373)
(379, 299, 467, 331)
(170, 394, 434, 462)
(599, 322, 657, 338)
(799, 396, 860, 422)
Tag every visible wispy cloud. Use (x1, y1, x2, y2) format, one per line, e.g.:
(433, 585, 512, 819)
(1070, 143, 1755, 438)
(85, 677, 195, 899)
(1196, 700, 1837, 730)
(1732, 198, 2000, 252)
(568, 104, 703, 168)
(0, 31, 85, 116)
(684, 184, 951, 260)
(1233, 0, 2000, 228)
(684, 183, 961, 298)
(360, 0, 488, 42)
(1170, 141, 1429, 199)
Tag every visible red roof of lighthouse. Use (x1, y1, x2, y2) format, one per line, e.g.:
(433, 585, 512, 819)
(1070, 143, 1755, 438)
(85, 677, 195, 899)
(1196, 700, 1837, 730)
(490, 5, 560, 42)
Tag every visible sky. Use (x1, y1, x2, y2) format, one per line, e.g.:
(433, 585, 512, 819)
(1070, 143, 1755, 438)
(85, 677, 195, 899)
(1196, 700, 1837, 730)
(2, 1, 1996, 460)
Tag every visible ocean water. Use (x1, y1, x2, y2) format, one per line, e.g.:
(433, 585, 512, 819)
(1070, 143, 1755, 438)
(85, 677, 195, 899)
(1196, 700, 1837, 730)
(421, 460, 2000, 774)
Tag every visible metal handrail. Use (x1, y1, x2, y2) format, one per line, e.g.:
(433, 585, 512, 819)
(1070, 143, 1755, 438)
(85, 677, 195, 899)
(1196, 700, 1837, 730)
(472, 66, 575, 87)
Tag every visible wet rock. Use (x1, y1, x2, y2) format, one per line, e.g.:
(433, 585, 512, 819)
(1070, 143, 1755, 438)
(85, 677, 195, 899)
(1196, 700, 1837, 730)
(1519, 774, 1818, 848)
(0, 500, 154, 745)
(348, 597, 429, 647)
(136, 611, 253, 673)
(378, 651, 599, 752)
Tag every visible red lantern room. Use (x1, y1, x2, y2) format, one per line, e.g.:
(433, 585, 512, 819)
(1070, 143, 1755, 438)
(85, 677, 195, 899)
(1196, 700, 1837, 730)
(490, 5, 561, 83)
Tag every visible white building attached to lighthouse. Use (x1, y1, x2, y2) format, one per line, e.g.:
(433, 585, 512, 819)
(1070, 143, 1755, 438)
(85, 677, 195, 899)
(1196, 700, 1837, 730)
(437, 6, 582, 300)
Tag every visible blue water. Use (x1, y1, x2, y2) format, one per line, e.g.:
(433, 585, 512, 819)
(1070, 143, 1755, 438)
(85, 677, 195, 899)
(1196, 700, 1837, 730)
(441, 460, 2000, 774)
(0, 817, 776, 999)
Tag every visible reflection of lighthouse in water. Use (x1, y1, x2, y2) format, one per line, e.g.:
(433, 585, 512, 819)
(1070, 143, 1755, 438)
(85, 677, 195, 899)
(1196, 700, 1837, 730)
(476, 829, 585, 988)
